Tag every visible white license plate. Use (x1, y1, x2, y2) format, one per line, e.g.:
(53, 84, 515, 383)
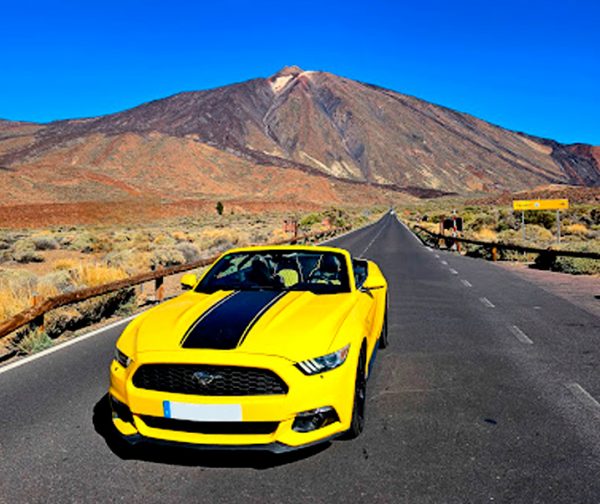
(162, 401, 242, 422)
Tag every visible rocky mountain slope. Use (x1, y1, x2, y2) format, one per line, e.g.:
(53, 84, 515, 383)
(0, 66, 598, 211)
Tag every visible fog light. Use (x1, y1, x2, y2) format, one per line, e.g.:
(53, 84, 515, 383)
(292, 406, 339, 432)
(109, 395, 134, 424)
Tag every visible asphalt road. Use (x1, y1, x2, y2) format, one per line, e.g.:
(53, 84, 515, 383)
(1, 212, 599, 503)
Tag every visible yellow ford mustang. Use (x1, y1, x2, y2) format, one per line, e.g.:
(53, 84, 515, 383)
(109, 245, 388, 453)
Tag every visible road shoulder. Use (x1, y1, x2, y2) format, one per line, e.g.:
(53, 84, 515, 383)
(493, 262, 600, 318)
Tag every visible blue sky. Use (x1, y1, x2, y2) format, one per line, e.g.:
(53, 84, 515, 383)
(1, 0, 599, 144)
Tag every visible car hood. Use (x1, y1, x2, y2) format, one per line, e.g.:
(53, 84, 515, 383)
(132, 290, 357, 361)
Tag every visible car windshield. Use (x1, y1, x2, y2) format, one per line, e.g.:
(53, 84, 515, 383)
(195, 250, 351, 294)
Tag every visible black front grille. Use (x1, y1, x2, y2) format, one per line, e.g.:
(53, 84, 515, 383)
(141, 415, 278, 435)
(132, 364, 288, 396)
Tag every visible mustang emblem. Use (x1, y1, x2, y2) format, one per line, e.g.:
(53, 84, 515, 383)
(192, 370, 223, 387)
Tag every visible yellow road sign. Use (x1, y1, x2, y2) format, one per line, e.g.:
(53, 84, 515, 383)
(513, 199, 569, 211)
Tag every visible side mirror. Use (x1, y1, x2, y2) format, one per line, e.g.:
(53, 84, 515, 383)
(180, 273, 198, 291)
(360, 280, 384, 293)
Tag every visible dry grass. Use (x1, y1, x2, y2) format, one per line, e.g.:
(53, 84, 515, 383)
(564, 223, 589, 237)
(473, 228, 498, 242)
(0, 206, 383, 354)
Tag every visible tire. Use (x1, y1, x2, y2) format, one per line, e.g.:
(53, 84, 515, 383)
(379, 297, 389, 349)
(343, 347, 367, 440)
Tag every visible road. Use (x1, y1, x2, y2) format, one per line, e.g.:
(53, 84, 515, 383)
(1, 212, 599, 503)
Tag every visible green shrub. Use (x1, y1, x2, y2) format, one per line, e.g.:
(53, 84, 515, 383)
(299, 213, 320, 230)
(68, 233, 95, 253)
(470, 213, 495, 231)
(524, 211, 555, 230)
(17, 330, 53, 354)
(538, 242, 600, 275)
(12, 239, 44, 263)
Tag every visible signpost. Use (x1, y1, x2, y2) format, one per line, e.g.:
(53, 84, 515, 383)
(512, 199, 569, 243)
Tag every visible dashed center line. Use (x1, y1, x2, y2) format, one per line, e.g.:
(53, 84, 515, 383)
(460, 279, 472, 287)
(440, 260, 448, 265)
(479, 297, 495, 308)
(449, 268, 458, 275)
(508, 325, 533, 344)
(360, 222, 387, 256)
(435, 254, 440, 259)
(566, 383, 600, 416)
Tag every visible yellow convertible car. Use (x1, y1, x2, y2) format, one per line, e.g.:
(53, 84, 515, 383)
(109, 245, 388, 453)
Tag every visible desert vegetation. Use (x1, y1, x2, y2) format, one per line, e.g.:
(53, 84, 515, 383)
(401, 199, 600, 275)
(0, 206, 383, 355)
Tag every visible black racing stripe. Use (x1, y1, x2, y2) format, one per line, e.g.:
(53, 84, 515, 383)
(181, 290, 286, 349)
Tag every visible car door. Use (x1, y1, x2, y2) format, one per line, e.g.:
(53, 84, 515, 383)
(352, 258, 378, 356)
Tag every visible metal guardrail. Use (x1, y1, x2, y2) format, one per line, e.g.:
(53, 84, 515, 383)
(412, 225, 600, 261)
(0, 227, 347, 342)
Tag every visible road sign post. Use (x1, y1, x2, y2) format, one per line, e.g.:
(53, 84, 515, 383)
(513, 199, 568, 245)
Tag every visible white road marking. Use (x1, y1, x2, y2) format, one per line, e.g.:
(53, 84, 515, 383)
(566, 383, 600, 416)
(479, 297, 495, 308)
(449, 268, 458, 275)
(461, 279, 472, 287)
(395, 216, 424, 245)
(360, 220, 387, 256)
(435, 254, 440, 259)
(508, 325, 533, 344)
(0, 314, 138, 376)
(441, 260, 448, 265)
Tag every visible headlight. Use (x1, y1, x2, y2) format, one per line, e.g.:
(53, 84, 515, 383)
(295, 344, 350, 375)
(114, 347, 133, 368)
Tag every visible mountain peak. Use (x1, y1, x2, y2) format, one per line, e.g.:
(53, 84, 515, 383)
(273, 65, 304, 78)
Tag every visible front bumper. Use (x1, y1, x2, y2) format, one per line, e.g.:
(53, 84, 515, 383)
(113, 429, 343, 454)
(108, 348, 357, 451)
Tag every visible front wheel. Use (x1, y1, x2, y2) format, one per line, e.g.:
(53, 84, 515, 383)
(343, 348, 367, 439)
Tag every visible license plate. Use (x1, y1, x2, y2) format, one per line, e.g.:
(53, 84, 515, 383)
(162, 401, 242, 422)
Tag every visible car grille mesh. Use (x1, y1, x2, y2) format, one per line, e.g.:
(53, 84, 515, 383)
(132, 364, 288, 396)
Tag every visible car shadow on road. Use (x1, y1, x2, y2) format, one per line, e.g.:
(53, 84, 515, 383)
(92, 394, 330, 469)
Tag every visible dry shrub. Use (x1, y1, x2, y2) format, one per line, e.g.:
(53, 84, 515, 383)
(473, 228, 498, 242)
(176, 243, 201, 263)
(153, 233, 176, 246)
(197, 228, 249, 251)
(105, 250, 151, 273)
(31, 234, 59, 251)
(151, 247, 186, 268)
(564, 223, 589, 237)
(172, 230, 191, 243)
(524, 225, 554, 243)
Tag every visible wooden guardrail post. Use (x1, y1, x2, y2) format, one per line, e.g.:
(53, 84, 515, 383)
(31, 293, 45, 332)
(155, 277, 165, 303)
